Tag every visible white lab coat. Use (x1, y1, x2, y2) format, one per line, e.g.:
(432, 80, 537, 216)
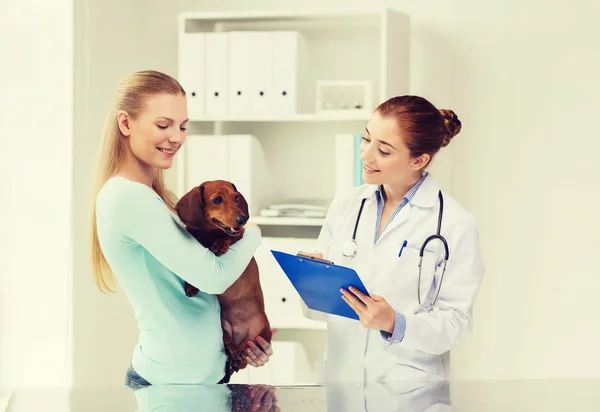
(303, 173, 485, 383)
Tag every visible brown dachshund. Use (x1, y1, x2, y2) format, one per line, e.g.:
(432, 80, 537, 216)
(175, 180, 272, 383)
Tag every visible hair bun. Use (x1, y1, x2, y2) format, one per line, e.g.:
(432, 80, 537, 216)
(439, 109, 461, 147)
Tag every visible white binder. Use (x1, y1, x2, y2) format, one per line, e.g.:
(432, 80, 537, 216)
(228, 134, 273, 216)
(182, 135, 230, 194)
(334, 134, 356, 196)
(227, 32, 252, 116)
(178, 32, 205, 120)
(248, 32, 275, 116)
(204, 32, 229, 117)
(181, 135, 272, 216)
(272, 31, 310, 115)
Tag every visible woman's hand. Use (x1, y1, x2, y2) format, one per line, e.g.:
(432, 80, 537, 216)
(245, 329, 277, 368)
(341, 287, 396, 333)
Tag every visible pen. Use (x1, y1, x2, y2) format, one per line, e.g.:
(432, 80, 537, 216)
(398, 240, 408, 257)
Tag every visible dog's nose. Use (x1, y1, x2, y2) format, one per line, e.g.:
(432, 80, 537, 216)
(236, 215, 248, 226)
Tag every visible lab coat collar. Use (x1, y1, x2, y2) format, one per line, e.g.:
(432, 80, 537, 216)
(355, 184, 380, 200)
(354, 172, 440, 208)
(409, 172, 440, 208)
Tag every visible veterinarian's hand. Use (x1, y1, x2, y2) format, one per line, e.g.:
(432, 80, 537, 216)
(245, 329, 277, 368)
(341, 287, 396, 333)
(297, 251, 324, 259)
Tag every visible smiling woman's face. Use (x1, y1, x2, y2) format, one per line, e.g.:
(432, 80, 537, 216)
(360, 111, 420, 187)
(118, 92, 189, 170)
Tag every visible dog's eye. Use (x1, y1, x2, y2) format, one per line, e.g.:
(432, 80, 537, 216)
(234, 195, 239, 203)
(213, 196, 222, 204)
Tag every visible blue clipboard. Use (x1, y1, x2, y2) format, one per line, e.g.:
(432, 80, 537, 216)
(270, 250, 370, 321)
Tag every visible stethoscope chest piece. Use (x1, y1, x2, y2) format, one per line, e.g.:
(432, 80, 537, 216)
(342, 239, 358, 258)
(413, 305, 440, 314)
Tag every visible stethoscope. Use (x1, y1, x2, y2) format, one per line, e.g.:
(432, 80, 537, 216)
(341, 190, 450, 312)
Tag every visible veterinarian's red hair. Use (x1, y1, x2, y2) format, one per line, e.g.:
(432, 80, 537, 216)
(375, 96, 462, 167)
(89, 70, 184, 293)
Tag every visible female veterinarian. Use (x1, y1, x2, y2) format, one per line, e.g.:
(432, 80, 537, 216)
(302, 95, 485, 383)
(89, 70, 274, 388)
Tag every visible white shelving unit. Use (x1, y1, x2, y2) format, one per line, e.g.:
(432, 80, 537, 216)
(176, 7, 409, 221)
(177, 8, 409, 121)
(176, 8, 410, 384)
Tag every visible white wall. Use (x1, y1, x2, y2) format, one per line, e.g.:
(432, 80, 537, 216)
(5, 0, 596, 388)
(450, 0, 600, 379)
(0, 0, 73, 388)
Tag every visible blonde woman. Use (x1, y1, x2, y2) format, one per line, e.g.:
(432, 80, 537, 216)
(89, 70, 273, 389)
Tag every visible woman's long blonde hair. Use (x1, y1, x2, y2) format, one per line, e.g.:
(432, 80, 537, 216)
(89, 70, 185, 293)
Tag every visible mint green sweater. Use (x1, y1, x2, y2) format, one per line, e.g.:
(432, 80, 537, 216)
(95, 176, 261, 384)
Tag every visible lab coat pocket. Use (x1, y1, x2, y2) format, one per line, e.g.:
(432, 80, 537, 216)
(387, 244, 439, 309)
(383, 357, 435, 384)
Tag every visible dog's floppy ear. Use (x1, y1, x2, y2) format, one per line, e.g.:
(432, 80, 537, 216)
(199, 185, 205, 208)
(175, 184, 206, 229)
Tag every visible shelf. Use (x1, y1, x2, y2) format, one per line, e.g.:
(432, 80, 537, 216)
(249, 216, 326, 227)
(189, 112, 372, 122)
(180, 8, 390, 22)
(270, 322, 327, 331)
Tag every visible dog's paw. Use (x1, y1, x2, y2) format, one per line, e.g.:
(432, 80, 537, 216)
(224, 341, 248, 372)
(210, 238, 231, 256)
(230, 350, 249, 372)
(184, 282, 199, 297)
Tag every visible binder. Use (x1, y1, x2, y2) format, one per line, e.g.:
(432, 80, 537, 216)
(248, 31, 275, 116)
(353, 134, 364, 187)
(204, 32, 228, 116)
(334, 133, 355, 196)
(272, 31, 310, 115)
(228, 31, 252, 116)
(270, 250, 370, 321)
(182, 135, 272, 216)
(227, 134, 273, 216)
(178, 32, 205, 120)
(182, 135, 230, 194)
(179, 30, 311, 118)
(334, 134, 364, 195)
